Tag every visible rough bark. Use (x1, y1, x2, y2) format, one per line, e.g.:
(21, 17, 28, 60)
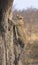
(0, 0, 26, 65)
(0, 0, 15, 65)
(0, 10, 26, 65)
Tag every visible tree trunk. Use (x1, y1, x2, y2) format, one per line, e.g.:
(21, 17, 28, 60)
(0, 0, 15, 65)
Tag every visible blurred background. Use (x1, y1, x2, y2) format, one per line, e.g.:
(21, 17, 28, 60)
(13, 0, 38, 10)
(13, 0, 38, 43)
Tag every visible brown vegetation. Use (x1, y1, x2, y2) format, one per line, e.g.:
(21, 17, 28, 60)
(13, 8, 38, 42)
